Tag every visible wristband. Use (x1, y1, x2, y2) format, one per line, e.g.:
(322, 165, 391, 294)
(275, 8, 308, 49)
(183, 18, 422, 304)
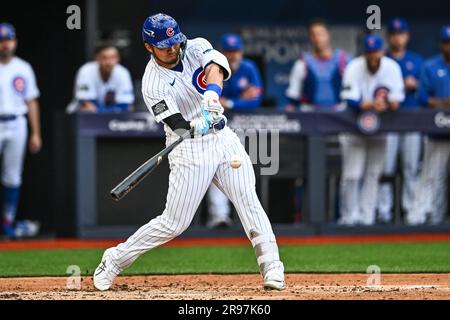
(205, 83, 222, 96)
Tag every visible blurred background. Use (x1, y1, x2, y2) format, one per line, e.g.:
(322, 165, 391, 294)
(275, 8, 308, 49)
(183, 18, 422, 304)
(1, 0, 450, 239)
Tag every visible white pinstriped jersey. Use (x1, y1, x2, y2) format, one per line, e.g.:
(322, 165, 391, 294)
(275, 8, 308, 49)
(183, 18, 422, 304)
(75, 62, 134, 105)
(141, 38, 215, 142)
(0, 57, 39, 115)
(341, 56, 405, 103)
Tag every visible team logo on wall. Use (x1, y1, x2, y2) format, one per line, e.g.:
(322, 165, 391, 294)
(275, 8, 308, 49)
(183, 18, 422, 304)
(192, 67, 207, 94)
(12, 76, 26, 94)
(357, 111, 380, 135)
(166, 27, 175, 37)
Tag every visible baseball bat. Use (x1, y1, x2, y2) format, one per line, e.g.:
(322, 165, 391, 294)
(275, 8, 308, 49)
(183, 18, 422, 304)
(110, 128, 192, 201)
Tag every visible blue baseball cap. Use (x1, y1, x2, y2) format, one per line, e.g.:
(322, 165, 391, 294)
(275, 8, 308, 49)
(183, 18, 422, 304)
(364, 34, 384, 52)
(387, 17, 409, 33)
(440, 25, 450, 42)
(221, 34, 243, 51)
(0, 23, 16, 41)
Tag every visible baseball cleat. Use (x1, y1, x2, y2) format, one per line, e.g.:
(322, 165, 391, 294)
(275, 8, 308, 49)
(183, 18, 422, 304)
(93, 248, 120, 291)
(264, 280, 286, 291)
(263, 269, 286, 291)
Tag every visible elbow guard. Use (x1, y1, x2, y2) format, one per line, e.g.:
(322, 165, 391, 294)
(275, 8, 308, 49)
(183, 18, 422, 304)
(202, 49, 231, 81)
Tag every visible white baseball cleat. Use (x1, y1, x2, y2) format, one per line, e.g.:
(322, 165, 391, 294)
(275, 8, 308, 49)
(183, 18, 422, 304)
(263, 270, 286, 291)
(93, 248, 121, 291)
(264, 279, 286, 291)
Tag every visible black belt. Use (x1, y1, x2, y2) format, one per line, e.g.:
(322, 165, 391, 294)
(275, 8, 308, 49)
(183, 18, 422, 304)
(0, 114, 25, 121)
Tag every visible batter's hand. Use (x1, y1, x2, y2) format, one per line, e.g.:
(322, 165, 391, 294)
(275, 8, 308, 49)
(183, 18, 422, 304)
(190, 109, 214, 136)
(202, 90, 224, 116)
(29, 133, 42, 154)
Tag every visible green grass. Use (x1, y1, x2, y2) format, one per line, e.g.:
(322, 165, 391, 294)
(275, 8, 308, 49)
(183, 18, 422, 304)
(1, 242, 450, 277)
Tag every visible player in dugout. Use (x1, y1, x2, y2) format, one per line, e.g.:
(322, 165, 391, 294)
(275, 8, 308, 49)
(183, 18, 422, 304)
(376, 17, 423, 224)
(285, 19, 351, 111)
(67, 44, 135, 113)
(409, 25, 450, 225)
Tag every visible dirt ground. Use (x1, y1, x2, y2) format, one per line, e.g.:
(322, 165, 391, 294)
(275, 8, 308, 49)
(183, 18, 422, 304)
(0, 274, 449, 300)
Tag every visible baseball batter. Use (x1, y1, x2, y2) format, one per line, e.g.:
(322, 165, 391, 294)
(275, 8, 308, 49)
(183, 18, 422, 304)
(93, 13, 285, 291)
(339, 34, 404, 226)
(0, 23, 42, 238)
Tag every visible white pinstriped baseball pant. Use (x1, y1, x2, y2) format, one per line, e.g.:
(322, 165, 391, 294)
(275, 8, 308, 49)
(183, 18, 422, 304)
(109, 127, 284, 278)
(409, 137, 450, 224)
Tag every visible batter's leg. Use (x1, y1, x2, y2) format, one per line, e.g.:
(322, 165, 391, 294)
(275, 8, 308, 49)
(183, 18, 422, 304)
(94, 138, 217, 290)
(377, 133, 399, 223)
(213, 129, 285, 290)
(338, 134, 366, 225)
(359, 136, 386, 226)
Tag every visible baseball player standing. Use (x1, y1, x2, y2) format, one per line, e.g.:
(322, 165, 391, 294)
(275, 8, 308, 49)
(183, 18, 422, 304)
(409, 25, 450, 225)
(0, 23, 42, 238)
(93, 13, 285, 291)
(285, 19, 351, 111)
(339, 34, 404, 226)
(206, 33, 264, 228)
(377, 18, 423, 223)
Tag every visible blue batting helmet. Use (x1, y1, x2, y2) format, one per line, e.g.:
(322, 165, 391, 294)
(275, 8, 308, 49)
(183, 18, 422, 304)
(0, 23, 16, 41)
(142, 13, 186, 49)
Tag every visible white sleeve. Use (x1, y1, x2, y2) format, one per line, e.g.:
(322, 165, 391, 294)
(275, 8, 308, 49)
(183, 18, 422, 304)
(115, 68, 135, 104)
(387, 62, 405, 103)
(340, 61, 361, 101)
(285, 60, 306, 100)
(190, 38, 231, 80)
(74, 66, 97, 101)
(24, 64, 40, 102)
(141, 74, 179, 123)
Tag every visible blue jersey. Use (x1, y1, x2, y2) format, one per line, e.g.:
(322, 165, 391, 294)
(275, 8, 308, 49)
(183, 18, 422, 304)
(419, 55, 450, 105)
(386, 51, 423, 108)
(419, 55, 450, 139)
(286, 49, 350, 108)
(222, 58, 263, 109)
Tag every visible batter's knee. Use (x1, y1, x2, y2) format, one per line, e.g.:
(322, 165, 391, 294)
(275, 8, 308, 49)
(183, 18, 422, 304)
(157, 212, 192, 237)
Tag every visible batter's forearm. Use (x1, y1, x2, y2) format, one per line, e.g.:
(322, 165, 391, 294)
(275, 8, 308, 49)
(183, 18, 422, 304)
(204, 63, 224, 87)
(26, 99, 41, 136)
